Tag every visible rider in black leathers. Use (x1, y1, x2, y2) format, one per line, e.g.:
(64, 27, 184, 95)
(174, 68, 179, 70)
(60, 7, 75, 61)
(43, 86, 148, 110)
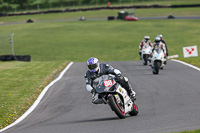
(84, 57, 136, 104)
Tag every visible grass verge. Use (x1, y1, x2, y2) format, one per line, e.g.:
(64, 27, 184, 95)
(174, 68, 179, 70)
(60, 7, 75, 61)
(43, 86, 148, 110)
(0, 61, 68, 129)
(173, 129, 200, 133)
(178, 57, 200, 68)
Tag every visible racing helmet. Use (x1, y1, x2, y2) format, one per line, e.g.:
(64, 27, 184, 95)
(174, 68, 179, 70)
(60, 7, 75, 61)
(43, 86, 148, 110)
(155, 37, 160, 44)
(87, 57, 100, 73)
(144, 36, 150, 40)
(158, 34, 163, 40)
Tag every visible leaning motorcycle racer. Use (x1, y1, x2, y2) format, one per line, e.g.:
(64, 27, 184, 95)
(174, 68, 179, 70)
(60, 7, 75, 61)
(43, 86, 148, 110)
(84, 57, 136, 104)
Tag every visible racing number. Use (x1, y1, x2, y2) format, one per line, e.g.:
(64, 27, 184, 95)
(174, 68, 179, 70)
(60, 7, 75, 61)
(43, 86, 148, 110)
(104, 80, 113, 87)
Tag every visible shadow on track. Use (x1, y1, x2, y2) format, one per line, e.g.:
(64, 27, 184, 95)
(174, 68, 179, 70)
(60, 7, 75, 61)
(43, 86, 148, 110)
(65, 116, 120, 125)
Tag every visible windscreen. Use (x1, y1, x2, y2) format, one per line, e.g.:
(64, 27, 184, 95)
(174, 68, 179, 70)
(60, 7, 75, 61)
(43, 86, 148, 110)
(155, 47, 162, 54)
(93, 75, 115, 93)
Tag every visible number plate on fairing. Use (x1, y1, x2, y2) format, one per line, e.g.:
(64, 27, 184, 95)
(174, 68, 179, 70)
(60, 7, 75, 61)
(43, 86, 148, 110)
(104, 80, 113, 87)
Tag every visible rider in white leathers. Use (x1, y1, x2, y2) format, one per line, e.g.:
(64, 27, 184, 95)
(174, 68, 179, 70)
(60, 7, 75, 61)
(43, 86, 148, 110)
(151, 37, 167, 58)
(139, 36, 153, 59)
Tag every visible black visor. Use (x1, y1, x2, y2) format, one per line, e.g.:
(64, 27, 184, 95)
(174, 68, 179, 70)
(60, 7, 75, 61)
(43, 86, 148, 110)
(88, 63, 98, 70)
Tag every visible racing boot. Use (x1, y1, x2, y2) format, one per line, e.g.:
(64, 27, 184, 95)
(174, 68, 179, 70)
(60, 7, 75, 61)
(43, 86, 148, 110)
(122, 77, 136, 101)
(117, 76, 136, 101)
(127, 84, 136, 101)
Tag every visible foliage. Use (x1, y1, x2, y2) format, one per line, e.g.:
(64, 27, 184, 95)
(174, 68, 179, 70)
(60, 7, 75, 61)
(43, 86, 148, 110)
(1, 0, 200, 13)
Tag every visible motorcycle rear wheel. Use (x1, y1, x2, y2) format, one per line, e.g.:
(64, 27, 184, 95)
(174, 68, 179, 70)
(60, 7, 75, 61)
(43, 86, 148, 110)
(108, 95, 126, 119)
(129, 101, 139, 116)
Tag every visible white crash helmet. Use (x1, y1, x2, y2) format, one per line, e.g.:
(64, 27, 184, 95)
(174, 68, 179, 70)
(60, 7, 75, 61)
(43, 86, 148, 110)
(155, 37, 160, 44)
(157, 34, 163, 38)
(144, 36, 150, 40)
(87, 57, 100, 73)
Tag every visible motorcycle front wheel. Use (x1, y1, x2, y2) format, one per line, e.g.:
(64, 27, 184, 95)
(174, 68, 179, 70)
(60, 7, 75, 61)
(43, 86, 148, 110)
(108, 95, 126, 119)
(143, 55, 148, 65)
(153, 61, 161, 74)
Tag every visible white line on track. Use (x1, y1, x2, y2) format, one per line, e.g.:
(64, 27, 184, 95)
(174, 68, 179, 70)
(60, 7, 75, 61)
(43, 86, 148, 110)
(171, 59, 200, 72)
(0, 62, 74, 133)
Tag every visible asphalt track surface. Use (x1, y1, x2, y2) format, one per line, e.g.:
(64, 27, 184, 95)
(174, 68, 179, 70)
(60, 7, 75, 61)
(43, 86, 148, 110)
(1, 16, 200, 26)
(3, 60, 200, 133)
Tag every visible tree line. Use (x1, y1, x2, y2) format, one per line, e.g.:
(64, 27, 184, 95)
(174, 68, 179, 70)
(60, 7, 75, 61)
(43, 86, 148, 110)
(0, 0, 160, 13)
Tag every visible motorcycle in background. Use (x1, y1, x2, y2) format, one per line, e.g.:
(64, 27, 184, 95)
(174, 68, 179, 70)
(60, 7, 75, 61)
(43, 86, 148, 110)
(151, 47, 166, 74)
(92, 75, 138, 119)
(141, 45, 152, 65)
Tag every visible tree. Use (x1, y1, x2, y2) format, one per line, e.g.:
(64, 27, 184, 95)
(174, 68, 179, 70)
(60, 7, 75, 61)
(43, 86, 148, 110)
(60, 0, 63, 7)
(7, 0, 34, 8)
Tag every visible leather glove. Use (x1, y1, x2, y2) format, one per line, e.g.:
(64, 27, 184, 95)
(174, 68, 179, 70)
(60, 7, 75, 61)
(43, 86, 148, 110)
(91, 88, 96, 94)
(115, 74, 122, 82)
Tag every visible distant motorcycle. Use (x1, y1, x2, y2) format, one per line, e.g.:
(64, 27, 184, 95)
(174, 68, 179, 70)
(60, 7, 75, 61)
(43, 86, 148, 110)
(141, 45, 152, 65)
(93, 75, 138, 119)
(151, 47, 166, 74)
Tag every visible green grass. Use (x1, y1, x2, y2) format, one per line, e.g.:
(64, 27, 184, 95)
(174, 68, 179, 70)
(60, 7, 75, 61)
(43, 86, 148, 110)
(0, 61, 68, 128)
(173, 129, 200, 133)
(1, 7, 200, 23)
(179, 57, 200, 68)
(0, 7, 200, 132)
(1, 19, 199, 62)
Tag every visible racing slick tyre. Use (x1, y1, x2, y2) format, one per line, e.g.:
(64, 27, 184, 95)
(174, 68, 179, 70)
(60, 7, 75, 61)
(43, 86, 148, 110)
(108, 95, 126, 119)
(143, 55, 148, 65)
(129, 101, 139, 116)
(153, 61, 161, 75)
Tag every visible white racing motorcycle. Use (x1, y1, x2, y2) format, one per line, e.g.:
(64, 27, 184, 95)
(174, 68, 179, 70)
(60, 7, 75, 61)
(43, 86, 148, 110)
(151, 47, 166, 74)
(92, 75, 138, 119)
(141, 45, 152, 65)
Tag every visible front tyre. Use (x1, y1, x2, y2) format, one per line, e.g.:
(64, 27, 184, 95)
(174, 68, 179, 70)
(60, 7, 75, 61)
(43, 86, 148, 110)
(108, 95, 126, 119)
(143, 55, 148, 65)
(153, 61, 161, 74)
